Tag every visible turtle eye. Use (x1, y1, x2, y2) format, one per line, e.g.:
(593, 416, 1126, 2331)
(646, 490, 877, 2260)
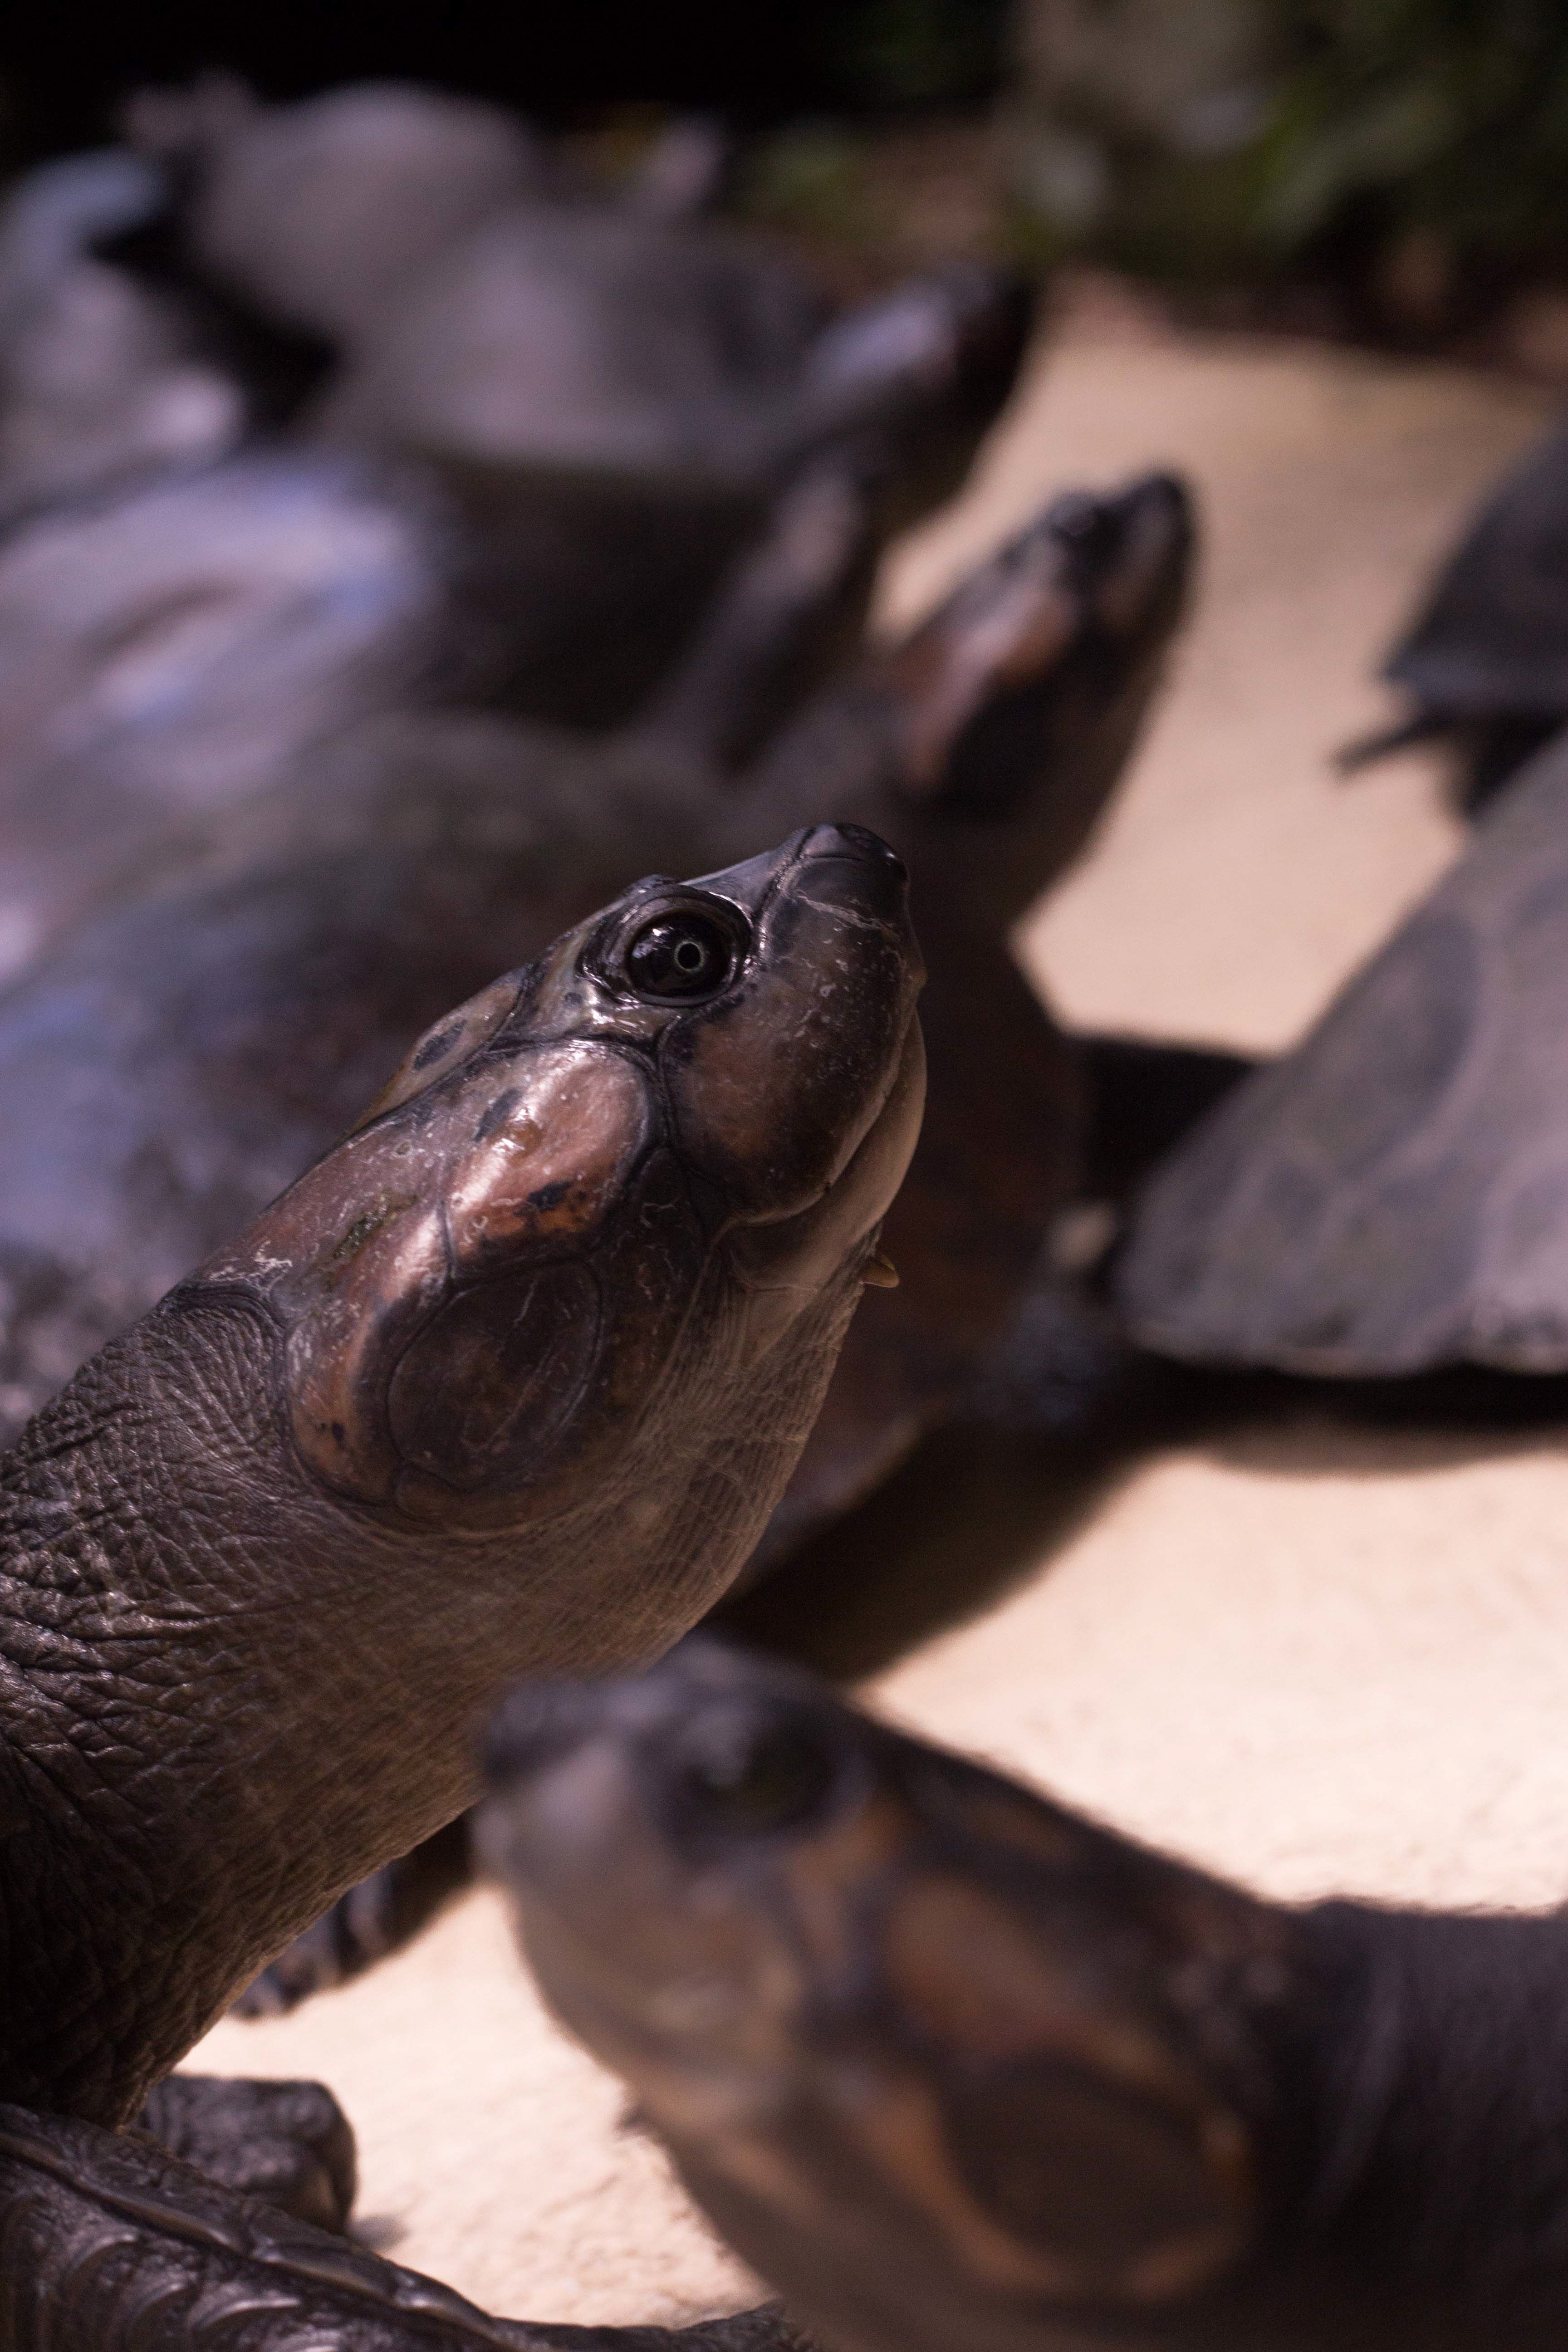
(623, 910, 738, 1002)
(674, 1715, 838, 1836)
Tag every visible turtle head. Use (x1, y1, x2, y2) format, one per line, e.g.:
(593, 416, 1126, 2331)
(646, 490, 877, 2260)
(480, 1641, 1281, 2347)
(193, 825, 922, 1530)
(862, 471, 1193, 929)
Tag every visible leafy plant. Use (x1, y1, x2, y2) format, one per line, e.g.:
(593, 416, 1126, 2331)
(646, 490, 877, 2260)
(1257, 0, 1568, 264)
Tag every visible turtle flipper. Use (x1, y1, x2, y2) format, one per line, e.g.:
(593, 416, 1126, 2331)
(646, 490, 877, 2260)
(234, 1818, 473, 2017)
(0, 2103, 817, 2352)
(136, 2074, 356, 2232)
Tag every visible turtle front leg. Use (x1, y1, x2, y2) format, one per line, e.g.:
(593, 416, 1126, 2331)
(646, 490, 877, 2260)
(233, 1817, 474, 2017)
(134, 2073, 357, 2232)
(0, 2103, 822, 2352)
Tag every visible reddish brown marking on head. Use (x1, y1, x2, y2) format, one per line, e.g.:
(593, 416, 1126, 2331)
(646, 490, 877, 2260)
(193, 829, 924, 1531)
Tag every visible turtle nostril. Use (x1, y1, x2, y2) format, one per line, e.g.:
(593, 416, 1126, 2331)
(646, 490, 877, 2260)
(835, 823, 904, 867)
(806, 823, 907, 882)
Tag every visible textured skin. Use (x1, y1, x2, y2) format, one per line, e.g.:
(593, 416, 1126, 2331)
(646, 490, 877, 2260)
(137, 2076, 358, 2232)
(1117, 722, 1568, 1373)
(0, 826, 923, 2124)
(484, 1644, 1568, 2352)
(0, 2106, 818, 2352)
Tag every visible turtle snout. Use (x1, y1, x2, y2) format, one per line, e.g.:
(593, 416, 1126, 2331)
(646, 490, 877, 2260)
(805, 820, 906, 877)
(791, 822, 917, 944)
(1081, 472, 1194, 633)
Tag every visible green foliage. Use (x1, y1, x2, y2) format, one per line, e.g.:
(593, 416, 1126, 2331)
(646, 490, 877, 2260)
(1257, 0, 1568, 261)
(739, 126, 879, 242)
(833, 0, 1011, 110)
(1010, 0, 1568, 286)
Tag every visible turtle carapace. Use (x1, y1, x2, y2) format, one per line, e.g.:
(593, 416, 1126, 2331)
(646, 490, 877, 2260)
(1339, 415, 1568, 813)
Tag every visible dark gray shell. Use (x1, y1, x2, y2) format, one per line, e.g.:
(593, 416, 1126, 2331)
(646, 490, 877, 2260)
(1386, 416, 1568, 719)
(0, 95, 1030, 730)
(1117, 721, 1568, 1373)
(0, 449, 449, 984)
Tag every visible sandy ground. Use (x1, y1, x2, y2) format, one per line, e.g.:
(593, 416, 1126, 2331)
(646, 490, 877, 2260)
(190, 281, 1567, 2323)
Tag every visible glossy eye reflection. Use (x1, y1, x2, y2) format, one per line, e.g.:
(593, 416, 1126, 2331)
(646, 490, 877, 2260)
(624, 910, 737, 1002)
(675, 1716, 838, 1836)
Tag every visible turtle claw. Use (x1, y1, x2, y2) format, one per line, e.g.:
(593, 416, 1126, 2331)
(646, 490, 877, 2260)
(136, 2074, 357, 2232)
(0, 2104, 823, 2352)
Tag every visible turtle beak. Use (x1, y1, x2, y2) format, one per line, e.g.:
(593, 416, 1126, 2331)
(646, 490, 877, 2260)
(789, 820, 914, 930)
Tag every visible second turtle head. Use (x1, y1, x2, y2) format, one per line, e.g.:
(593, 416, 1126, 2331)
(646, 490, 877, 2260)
(480, 1640, 1288, 2352)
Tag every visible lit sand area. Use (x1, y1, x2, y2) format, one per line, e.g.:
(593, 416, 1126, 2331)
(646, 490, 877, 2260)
(191, 284, 1567, 2321)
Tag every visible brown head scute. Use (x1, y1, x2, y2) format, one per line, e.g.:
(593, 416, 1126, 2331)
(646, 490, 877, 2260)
(189, 828, 923, 1526)
(480, 1643, 1294, 2352)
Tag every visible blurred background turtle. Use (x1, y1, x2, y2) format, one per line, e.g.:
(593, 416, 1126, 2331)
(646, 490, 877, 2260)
(1117, 723, 1568, 1380)
(1339, 415, 1568, 813)
(0, 78, 1032, 730)
(482, 1638, 1568, 2352)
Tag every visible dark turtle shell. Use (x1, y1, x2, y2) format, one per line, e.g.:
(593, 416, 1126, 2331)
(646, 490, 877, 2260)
(0, 87, 1031, 731)
(1387, 417, 1568, 721)
(1117, 720, 1568, 1374)
(1343, 416, 1568, 808)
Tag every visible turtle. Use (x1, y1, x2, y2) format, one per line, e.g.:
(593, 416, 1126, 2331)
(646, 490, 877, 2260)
(1114, 717, 1568, 1377)
(122, 76, 551, 351)
(0, 83, 1030, 730)
(480, 1637, 1568, 2352)
(0, 469, 1192, 2000)
(0, 469, 1191, 1447)
(0, 447, 456, 986)
(0, 416, 929, 985)
(0, 147, 249, 510)
(0, 823, 923, 2343)
(1338, 415, 1568, 813)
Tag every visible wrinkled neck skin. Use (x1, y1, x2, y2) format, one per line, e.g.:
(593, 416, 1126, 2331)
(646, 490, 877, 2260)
(0, 1272, 857, 2126)
(1248, 1899, 1568, 2351)
(1070, 1900, 1568, 2352)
